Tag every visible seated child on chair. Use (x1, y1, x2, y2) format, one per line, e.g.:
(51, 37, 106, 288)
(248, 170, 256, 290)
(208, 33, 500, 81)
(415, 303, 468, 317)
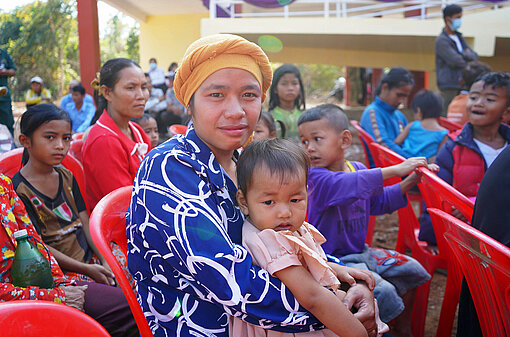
(394, 90, 448, 162)
(12, 104, 120, 285)
(298, 104, 436, 337)
(419, 72, 510, 246)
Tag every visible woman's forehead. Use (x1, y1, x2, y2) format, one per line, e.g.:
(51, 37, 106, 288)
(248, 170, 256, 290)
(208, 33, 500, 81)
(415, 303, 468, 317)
(198, 68, 260, 89)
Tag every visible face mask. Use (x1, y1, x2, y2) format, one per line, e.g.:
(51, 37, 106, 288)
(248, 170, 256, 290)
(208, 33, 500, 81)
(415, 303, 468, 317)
(449, 18, 462, 32)
(150, 62, 157, 70)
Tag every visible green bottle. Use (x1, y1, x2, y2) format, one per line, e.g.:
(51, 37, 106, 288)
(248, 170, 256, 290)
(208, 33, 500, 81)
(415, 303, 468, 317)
(11, 229, 55, 289)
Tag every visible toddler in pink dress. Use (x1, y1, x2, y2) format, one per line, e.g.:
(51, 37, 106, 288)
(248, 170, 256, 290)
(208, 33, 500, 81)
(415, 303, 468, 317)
(231, 138, 388, 337)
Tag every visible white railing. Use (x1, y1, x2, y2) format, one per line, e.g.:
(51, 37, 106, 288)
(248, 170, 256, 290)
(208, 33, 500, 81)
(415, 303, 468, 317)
(209, 0, 506, 19)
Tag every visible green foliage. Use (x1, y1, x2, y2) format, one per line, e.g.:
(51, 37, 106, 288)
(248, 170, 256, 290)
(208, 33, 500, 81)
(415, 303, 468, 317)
(0, 0, 76, 101)
(0, 2, 140, 102)
(100, 15, 139, 64)
(126, 25, 140, 64)
(297, 64, 344, 96)
(271, 63, 344, 96)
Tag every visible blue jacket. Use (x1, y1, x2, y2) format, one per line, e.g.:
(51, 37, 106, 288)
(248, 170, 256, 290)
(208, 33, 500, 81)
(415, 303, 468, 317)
(435, 29, 478, 90)
(360, 96, 409, 158)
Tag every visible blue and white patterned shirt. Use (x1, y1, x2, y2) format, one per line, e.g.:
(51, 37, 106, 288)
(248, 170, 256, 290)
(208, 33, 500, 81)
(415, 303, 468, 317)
(127, 125, 325, 336)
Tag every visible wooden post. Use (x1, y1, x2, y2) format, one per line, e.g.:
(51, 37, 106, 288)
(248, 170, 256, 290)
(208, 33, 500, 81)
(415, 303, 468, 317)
(77, 0, 101, 96)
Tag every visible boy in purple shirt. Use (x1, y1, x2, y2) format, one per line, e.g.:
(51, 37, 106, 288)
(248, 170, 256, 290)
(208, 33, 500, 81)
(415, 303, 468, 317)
(298, 104, 434, 337)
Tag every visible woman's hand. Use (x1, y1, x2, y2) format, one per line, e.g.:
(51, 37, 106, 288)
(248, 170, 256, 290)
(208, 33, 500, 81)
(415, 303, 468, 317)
(61, 285, 88, 312)
(327, 263, 375, 290)
(85, 264, 115, 286)
(343, 283, 378, 337)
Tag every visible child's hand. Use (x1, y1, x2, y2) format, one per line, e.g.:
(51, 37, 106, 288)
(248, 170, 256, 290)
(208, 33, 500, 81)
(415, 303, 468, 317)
(85, 264, 116, 286)
(381, 157, 428, 180)
(400, 163, 440, 195)
(395, 157, 428, 176)
(328, 263, 375, 290)
(426, 163, 439, 172)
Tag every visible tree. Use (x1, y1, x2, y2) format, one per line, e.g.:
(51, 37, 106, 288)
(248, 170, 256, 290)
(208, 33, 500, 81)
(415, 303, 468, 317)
(0, 0, 77, 101)
(0, 1, 140, 102)
(126, 25, 140, 64)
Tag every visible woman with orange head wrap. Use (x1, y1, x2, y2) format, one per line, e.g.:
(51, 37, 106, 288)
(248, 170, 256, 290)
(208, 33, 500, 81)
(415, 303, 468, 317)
(126, 34, 376, 337)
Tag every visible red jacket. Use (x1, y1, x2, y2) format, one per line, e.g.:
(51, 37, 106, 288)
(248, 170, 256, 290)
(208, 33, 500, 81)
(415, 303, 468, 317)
(82, 111, 151, 209)
(436, 123, 510, 198)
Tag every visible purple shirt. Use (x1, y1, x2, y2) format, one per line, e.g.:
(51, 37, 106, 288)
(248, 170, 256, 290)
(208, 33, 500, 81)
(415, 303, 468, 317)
(307, 161, 407, 257)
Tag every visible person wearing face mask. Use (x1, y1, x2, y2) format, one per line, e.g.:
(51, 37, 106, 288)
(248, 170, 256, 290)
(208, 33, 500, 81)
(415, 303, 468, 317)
(435, 4, 478, 115)
(147, 57, 167, 93)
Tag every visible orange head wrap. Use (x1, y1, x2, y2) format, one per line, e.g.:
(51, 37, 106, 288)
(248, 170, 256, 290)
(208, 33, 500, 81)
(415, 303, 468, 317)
(174, 34, 272, 107)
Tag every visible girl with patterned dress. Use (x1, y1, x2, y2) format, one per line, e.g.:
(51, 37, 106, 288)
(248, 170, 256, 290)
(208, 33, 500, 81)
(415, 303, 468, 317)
(12, 104, 116, 285)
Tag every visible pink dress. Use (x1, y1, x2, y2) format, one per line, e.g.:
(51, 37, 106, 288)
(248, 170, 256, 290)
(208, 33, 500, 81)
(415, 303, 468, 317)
(229, 220, 342, 337)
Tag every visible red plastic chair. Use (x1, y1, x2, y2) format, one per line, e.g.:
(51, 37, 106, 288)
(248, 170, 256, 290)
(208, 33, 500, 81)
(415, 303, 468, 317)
(417, 167, 474, 337)
(428, 208, 510, 337)
(169, 124, 187, 135)
(348, 120, 376, 245)
(69, 139, 84, 163)
(72, 132, 84, 141)
(89, 186, 153, 337)
(0, 300, 110, 337)
(0, 148, 91, 213)
(369, 142, 446, 337)
(418, 167, 474, 222)
(438, 117, 462, 132)
(350, 120, 375, 168)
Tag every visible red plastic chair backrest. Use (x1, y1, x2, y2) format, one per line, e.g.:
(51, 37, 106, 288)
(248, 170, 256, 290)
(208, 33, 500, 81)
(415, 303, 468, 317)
(428, 208, 510, 337)
(89, 186, 152, 337)
(438, 117, 462, 132)
(69, 139, 84, 163)
(0, 148, 91, 213)
(369, 142, 405, 185)
(169, 124, 187, 135)
(72, 132, 84, 141)
(417, 167, 474, 222)
(350, 120, 375, 168)
(0, 300, 110, 337)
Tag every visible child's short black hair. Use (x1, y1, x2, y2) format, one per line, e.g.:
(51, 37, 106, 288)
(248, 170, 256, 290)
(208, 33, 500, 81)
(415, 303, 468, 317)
(476, 72, 510, 107)
(443, 4, 462, 19)
(237, 138, 310, 197)
(131, 113, 155, 125)
(71, 85, 85, 96)
(462, 61, 491, 90)
(375, 67, 414, 96)
(411, 90, 443, 119)
(258, 111, 276, 135)
(297, 104, 349, 133)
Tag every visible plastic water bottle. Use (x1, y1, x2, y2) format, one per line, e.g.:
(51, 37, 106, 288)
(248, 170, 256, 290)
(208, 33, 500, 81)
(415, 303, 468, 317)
(11, 229, 55, 289)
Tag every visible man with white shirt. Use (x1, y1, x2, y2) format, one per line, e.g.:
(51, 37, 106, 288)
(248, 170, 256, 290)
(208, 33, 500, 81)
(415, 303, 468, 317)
(435, 4, 478, 115)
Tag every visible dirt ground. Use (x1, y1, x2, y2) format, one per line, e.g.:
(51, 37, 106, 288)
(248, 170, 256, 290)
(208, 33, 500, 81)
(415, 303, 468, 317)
(347, 126, 456, 337)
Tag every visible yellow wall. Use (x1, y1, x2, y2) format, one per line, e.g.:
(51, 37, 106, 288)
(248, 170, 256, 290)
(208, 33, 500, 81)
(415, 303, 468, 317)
(139, 13, 208, 72)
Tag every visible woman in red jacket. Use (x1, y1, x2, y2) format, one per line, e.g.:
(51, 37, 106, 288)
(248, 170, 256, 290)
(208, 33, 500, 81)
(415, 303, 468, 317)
(82, 58, 151, 210)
